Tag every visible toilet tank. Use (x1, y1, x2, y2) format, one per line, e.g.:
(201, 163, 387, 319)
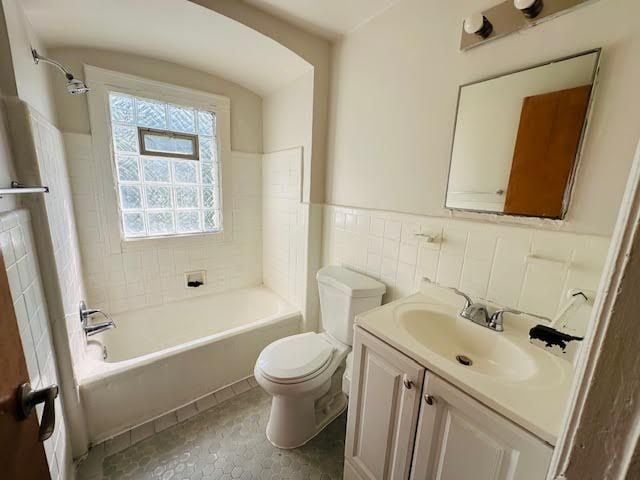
(317, 266, 386, 346)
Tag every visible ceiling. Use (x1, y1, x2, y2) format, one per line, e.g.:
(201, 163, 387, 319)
(21, 0, 312, 96)
(243, 0, 400, 39)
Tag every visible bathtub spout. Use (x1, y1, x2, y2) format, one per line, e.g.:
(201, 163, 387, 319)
(80, 300, 116, 337)
(84, 321, 115, 336)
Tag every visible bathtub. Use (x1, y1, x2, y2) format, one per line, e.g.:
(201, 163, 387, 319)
(78, 287, 301, 443)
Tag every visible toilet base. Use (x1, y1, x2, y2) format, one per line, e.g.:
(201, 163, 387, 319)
(265, 365, 348, 449)
(266, 392, 347, 450)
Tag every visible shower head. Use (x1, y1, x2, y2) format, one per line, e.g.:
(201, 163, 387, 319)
(67, 78, 90, 95)
(31, 48, 90, 95)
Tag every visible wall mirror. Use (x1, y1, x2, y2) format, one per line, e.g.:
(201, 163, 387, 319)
(445, 49, 600, 219)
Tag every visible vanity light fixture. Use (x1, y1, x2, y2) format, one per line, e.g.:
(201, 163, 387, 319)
(463, 13, 493, 39)
(514, 0, 544, 18)
(461, 0, 593, 50)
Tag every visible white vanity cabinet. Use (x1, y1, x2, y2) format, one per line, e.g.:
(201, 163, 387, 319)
(345, 327, 553, 480)
(345, 328, 425, 480)
(411, 374, 553, 480)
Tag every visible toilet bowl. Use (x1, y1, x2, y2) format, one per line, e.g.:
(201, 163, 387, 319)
(254, 266, 385, 449)
(254, 332, 350, 448)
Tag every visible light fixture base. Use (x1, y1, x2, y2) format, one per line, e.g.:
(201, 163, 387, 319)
(518, 0, 544, 18)
(461, 0, 594, 51)
(476, 16, 494, 38)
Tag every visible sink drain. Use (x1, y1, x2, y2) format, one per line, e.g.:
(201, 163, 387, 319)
(456, 354, 473, 367)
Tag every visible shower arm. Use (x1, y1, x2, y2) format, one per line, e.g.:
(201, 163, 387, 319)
(31, 49, 75, 80)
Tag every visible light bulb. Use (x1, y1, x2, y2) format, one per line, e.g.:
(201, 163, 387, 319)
(464, 13, 493, 38)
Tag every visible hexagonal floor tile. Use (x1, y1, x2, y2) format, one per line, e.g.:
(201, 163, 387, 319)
(97, 387, 346, 480)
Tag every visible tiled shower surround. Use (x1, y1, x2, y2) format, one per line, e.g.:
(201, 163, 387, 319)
(5, 98, 89, 466)
(0, 210, 71, 479)
(64, 133, 262, 315)
(262, 147, 307, 310)
(25, 108, 87, 367)
(323, 205, 610, 321)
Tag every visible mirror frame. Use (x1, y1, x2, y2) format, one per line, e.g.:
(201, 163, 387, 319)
(445, 48, 602, 220)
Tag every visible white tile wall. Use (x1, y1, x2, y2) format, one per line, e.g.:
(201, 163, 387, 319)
(262, 148, 307, 309)
(323, 205, 611, 321)
(0, 209, 71, 480)
(64, 133, 262, 315)
(27, 113, 87, 368)
(6, 97, 90, 464)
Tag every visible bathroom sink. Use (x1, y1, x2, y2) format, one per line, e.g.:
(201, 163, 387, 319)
(394, 303, 538, 381)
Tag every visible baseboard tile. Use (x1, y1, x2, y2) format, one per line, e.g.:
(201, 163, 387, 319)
(84, 375, 259, 458)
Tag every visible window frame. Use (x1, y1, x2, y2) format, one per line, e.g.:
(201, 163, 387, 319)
(85, 65, 233, 254)
(137, 127, 200, 161)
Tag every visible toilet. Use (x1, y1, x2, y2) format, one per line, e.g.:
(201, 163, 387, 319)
(254, 266, 386, 449)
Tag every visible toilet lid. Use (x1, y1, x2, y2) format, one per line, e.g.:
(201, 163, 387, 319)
(258, 333, 335, 383)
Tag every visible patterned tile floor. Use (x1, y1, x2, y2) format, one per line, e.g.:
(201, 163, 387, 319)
(93, 387, 346, 479)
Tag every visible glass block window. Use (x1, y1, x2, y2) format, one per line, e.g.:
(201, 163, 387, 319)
(109, 92, 220, 238)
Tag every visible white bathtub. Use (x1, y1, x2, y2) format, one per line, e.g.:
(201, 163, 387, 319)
(78, 287, 301, 443)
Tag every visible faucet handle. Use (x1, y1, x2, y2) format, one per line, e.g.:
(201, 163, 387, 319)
(451, 288, 473, 309)
(422, 277, 472, 309)
(491, 308, 521, 318)
(490, 308, 521, 321)
(489, 308, 553, 332)
(488, 308, 522, 332)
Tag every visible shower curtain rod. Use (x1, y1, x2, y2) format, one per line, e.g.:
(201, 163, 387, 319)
(0, 181, 49, 197)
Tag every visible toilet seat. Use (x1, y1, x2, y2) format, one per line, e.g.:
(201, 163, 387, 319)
(257, 333, 335, 384)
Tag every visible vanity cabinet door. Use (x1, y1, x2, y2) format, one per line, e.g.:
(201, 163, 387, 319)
(345, 327, 425, 480)
(410, 373, 553, 480)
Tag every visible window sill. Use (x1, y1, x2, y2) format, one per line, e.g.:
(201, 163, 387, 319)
(119, 229, 229, 251)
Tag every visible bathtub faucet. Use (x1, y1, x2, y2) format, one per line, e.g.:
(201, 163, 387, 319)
(79, 301, 116, 337)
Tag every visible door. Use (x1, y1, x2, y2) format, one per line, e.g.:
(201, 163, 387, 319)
(503, 84, 592, 218)
(345, 327, 425, 480)
(410, 373, 552, 480)
(0, 251, 52, 480)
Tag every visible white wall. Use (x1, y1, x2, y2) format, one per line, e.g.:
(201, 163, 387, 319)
(0, 0, 45, 215)
(326, 0, 640, 236)
(0, 1, 18, 214)
(48, 47, 264, 154)
(263, 70, 314, 201)
(191, 0, 331, 204)
(1, 0, 57, 125)
(0, 209, 72, 480)
(65, 135, 263, 314)
(0, 101, 17, 213)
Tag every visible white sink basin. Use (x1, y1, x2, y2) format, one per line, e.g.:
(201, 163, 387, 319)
(395, 303, 538, 382)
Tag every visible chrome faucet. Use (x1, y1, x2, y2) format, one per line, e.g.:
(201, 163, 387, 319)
(79, 301, 115, 336)
(447, 288, 513, 332)
(424, 278, 520, 332)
